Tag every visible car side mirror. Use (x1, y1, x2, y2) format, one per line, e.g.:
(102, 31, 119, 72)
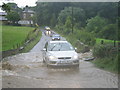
(43, 48, 46, 51)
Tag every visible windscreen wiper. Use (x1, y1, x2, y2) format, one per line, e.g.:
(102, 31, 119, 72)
(50, 44, 57, 51)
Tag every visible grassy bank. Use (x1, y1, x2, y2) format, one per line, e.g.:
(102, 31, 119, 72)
(92, 56, 118, 73)
(96, 38, 120, 45)
(2, 25, 34, 51)
(22, 30, 42, 53)
(92, 44, 119, 73)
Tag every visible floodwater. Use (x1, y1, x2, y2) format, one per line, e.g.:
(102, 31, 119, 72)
(2, 30, 118, 88)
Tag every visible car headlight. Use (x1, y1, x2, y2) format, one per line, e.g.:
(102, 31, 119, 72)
(48, 56, 56, 60)
(73, 55, 78, 60)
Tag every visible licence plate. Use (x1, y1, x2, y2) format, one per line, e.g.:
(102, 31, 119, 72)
(60, 60, 71, 64)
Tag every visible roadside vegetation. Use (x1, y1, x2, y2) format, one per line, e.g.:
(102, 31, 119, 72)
(96, 38, 119, 45)
(2, 25, 41, 52)
(34, 2, 119, 73)
(22, 29, 41, 53)
(2, 2, 119, 73)
(93, 44, 119, 73)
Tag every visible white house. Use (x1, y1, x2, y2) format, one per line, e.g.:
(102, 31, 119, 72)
(0, 7, 7, 24)
(18, 7, 35, 26)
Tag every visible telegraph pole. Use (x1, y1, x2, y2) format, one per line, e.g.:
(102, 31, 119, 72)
(72, 6, 73, 33)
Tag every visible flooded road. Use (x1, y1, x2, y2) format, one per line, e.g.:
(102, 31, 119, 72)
(2, 30, 118, 88)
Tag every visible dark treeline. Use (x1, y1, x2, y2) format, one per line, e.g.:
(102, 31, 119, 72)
(35, 2, 119, 40)
(35, 2, 118, 26)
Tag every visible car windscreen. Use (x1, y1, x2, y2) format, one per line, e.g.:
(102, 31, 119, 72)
(47, 42, 74, 51)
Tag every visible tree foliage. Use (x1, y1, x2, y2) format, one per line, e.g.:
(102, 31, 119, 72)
(99, 24, 118, 40)
(58, 7, 86, 27)
(2, 3, 11, 12)
(86, 16, 107, 33)
(6, 11, 20, 24)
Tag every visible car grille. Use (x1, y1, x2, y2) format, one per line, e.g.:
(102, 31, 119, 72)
(58, 57, 71, 59)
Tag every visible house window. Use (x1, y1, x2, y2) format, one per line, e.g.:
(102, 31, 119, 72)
(23, 13, 26, 19)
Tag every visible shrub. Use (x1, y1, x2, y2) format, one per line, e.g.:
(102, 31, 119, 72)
(93, 44, 118, 58)
(74, 30, 96, 46)
(93, 55, 118, 73)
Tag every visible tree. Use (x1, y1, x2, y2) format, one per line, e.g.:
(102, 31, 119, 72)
(98, 2, 118, 23)
(65, 16, 72, 28)
(64, 16, 72, 34)
(7, 3, 22, 13)
(50, 14, 56, 27)
(58, 7, 86, 26)
(86, 16, 107, 34)
(99, 24, 118, 40)
(6, 11, 20, 25)
(2, 3, 11, 12)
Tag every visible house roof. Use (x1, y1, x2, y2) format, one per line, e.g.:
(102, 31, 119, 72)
(23, 8, 35, 13)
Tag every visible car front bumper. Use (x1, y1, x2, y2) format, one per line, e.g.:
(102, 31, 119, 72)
(47, 59, 79, 66)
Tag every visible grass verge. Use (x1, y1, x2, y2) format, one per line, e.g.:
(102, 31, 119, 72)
(21, 30, 42, 53)
(92, 44, 119, 73)
(92, 56, 118, 73)
(96, 38, 120, 45)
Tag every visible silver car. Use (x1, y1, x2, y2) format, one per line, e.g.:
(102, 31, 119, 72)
(43, 41, 79, 67)
(52, 34, 61, 40)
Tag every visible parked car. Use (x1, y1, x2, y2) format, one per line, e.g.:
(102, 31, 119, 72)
(52, 34, 61, 40)
(42, 41, 79, 67)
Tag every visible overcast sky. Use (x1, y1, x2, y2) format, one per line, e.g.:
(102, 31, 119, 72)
(0, 0, 119, 8)
(0, 0, 38, 8)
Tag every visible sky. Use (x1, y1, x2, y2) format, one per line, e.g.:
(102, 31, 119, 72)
(0, 0, 38, 8)
(38, 0, 119, 2)
(0, 0, 119, 8)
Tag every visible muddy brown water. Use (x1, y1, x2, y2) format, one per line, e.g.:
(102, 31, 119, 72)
(1, 30, 118, 88)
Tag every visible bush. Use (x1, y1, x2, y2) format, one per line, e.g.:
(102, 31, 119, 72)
(98, 24, 118, 40)
(93, 44, 118, 58)
(93, 40, 119, 73)
(74, 30, 96, 46)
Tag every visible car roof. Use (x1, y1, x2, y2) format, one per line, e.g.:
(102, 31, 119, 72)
(49, 41, 68, 43)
